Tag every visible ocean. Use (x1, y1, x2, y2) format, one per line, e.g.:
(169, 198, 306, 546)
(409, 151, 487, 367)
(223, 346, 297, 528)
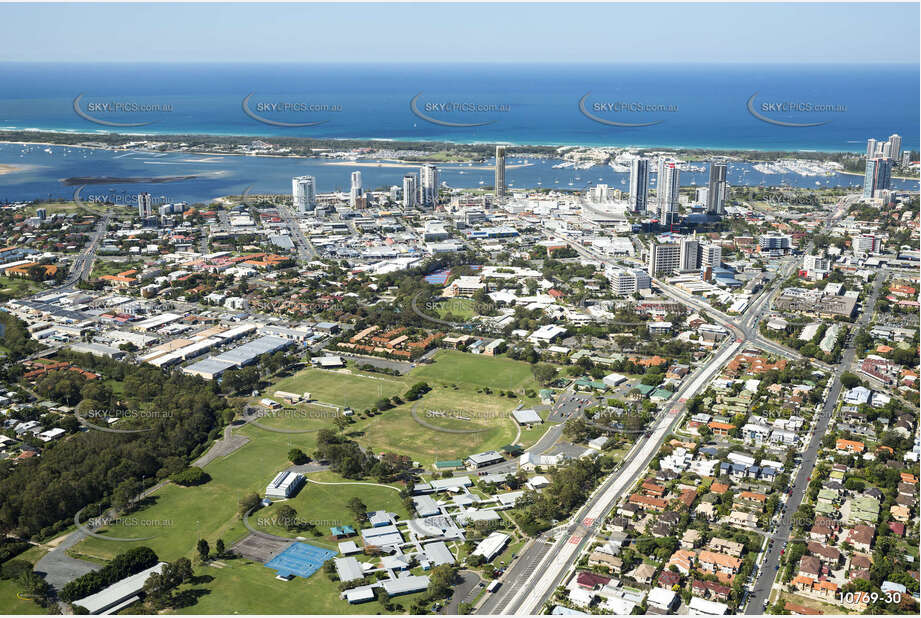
(0, 63, 918, 151)
(1, 63, 918, 203)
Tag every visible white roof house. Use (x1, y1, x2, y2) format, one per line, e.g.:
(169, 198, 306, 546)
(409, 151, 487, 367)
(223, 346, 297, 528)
(334, 557, 364, 582)
(528, 324, 567, 343)
(688, 596, 729, 615)
(472, 532, 510, 562)
(512, 409, 542, 425)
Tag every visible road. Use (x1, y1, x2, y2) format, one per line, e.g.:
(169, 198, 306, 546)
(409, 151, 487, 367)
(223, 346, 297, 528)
(62, 212, 111, 288)
(745, 266, 888, 613)
(276, 201, 317, 261)
(484, 338, 741, 615)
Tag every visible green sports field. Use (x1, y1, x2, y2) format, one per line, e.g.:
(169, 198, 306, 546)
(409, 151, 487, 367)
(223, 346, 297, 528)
(410, 350, 542, 391)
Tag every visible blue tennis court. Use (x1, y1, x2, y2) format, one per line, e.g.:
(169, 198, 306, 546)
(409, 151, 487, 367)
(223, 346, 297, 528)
(265, 542, 336, 579)
(424, 268, 451, 285)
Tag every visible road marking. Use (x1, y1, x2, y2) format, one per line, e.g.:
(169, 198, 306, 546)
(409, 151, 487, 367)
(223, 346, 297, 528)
(568, 535, 582, 545)
(582, 517, 595, 527)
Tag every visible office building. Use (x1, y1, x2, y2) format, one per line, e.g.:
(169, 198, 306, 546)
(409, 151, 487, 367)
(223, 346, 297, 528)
(679, 235, 700, 271)
(349, 171, 363, 207)
(608, 267, 651, 295)
(137, 192, 152, 218)
(656, 160, 679, 225)
(629, 157, 649, 213)
(402, 174, 417, 209)
(648, 240, 680, 277)
(700, 243, 722, 270)
(863, 158, 892, 198)
(420, 164, 438, 207)
(292, 175, 316, 214)
(803, 254, 831, 273)
(495, 146, 507, 198)
(759, 234, 792, 250)
(706, 162, 727, 215)
(36, 208, 47, 221)
(853, 234, 882, 255)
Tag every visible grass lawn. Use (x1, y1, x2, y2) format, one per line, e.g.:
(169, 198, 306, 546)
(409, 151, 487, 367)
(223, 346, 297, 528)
(269, 367, 407, 411)
(0, 580, 46, 615)
(777, 592, 857, 615)
(167, 559, 428, 615)
(248, 471, 408, 543)
(351, 390, 519, 466)
(90, 259, 144, 279)
(0, 275, 43, 299)
(411, 350, 541, 392)
(432, 297, 477, 321)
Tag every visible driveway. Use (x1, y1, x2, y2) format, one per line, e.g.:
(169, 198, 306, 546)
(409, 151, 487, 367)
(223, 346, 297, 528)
(443, 569, 482, 614)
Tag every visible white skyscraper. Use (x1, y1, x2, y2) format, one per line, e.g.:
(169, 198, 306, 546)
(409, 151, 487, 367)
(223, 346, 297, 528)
(866, 138, 878, 158)
(629, 158, 649, 213)
(888, 134, 902, 161)
(656, 160, 679, 225)
(420, 164, 438, 207)
(137, 192, 152, 218)
(349, 171, 363, 207)
(292, 175, 317, 214)
(679, 235, 700, 271)
(402, 174, 418, 209)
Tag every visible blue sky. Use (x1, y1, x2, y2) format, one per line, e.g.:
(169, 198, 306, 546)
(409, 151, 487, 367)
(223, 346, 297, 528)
(2, 2, 918, 63)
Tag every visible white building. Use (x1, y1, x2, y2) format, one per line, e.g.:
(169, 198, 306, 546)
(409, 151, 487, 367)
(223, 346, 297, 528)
(292, 175, 317, 213)
(648, 240, 680, 276)
(349, 171, 363, 207)
(656, 159, 679, 225)
(608, 267, 651, 295)
(402, 174, 418, 209)
(420, 164, 438, 207)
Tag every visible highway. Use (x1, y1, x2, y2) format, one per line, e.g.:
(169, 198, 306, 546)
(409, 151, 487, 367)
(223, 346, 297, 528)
(483, 337, 741, 615)
(63, 212, 111, 288)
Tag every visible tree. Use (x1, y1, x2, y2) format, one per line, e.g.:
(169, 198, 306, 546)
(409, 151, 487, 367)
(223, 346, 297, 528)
(197, 539, 209, 562)
(111, 477, 141, 512)
(347, 497, 368, 523)
(215, 539, 225, 558)
(170, 467, 210, 486)
(840, 372, 860, 389)
(531, 363, 559, 386)
(287, 448, 308, 465)
(275, 505, 299, 531)
(239, 492, 260, 516)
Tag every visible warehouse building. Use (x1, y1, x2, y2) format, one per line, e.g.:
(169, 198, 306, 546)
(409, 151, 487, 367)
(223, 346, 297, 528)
(265, 471, 305, 499)
(72, 562, 167, 614)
